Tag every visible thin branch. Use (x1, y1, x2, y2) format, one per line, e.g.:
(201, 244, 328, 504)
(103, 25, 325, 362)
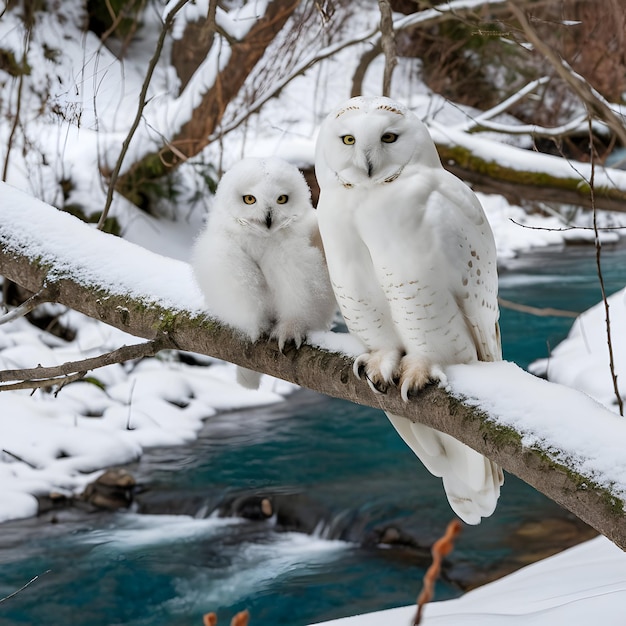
(2, 448, 38, 469)
(97, 0, 189, 229)
(466, 113, 589, 138)
(413, 520, 462, 625)
(209, 0, 514, 142)
(588, 118, 624, 416)
(508, 2, 626, 146)
(2, 19, 31, 182)
(508, 219, 626, 232)
(0, 336, 172, 391)
(465, 76, 551, 125)
(377, 0, 397, 97)
(0, 286, 53, 325)
(0, 571, 51, 604)
(498, 297, 578, 318)
(0, 370, 88, 393)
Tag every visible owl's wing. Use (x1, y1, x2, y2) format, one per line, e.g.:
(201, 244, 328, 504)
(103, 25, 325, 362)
(430, 171, 501, 362)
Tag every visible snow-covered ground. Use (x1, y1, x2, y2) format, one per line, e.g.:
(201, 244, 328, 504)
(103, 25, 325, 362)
(1, 1, 626, 622)
(313, 535, 626, 625)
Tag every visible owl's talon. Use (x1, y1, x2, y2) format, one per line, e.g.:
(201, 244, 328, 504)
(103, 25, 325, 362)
(365, 374, 388, 395)
(353, 355, 368, 380)
(400, 378, 413, 402)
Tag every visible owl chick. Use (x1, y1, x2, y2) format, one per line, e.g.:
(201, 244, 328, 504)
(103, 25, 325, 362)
(191, 157, 336, 389)
(315, 96, 504, 524)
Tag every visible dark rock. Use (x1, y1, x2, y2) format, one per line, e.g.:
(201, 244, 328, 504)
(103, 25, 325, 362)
(80, 468, 136, 511)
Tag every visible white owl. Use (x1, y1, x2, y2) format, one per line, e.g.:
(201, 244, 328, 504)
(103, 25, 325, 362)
(191, 157, 336, 389)
(315, 96, 504, 524)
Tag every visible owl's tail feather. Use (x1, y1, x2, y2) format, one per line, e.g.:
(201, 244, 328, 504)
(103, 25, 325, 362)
(385, 412, 503, 525)
(236, 366, 263, 390)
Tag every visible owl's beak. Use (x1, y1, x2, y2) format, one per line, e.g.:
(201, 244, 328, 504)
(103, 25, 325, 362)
(366, 155, 373, 178)
(265, 211, 273, 229)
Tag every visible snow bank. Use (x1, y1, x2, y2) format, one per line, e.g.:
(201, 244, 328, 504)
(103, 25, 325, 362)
(312, 535, 626, 625)
(530, 288, 626, 411)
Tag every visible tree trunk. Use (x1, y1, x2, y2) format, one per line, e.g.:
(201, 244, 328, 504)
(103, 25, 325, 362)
(114, 0, 299, 206)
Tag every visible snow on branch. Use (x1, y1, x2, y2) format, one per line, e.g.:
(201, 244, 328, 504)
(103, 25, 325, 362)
(429, 122, 626, 213)
(1, 182, 626, 550)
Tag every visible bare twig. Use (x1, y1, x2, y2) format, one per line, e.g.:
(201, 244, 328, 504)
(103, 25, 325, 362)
(0, 371, 87, 393)
(2, 448, 39, 469)
(0, 571, 51, 604)
(588, 119, 624, 416)
(508, 219, 626, 233)
(209, 0, 514, 142)
(2, 19, 31, 182)
(377, 0, 397, 97)
(413, 520, 462, 625)
(508, 3, 626, 146)
(97, 0, 189, 229)
(0, 286, 54, 325)
(0, 336, 171, 392)
(498, 297, 578, 318)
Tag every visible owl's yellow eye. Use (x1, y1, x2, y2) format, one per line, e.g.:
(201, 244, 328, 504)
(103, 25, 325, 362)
(276, 194, 289, 204)
(341, 135, 356, 145)
(381, 132, 398, 143)
(242, 194, 256, 205)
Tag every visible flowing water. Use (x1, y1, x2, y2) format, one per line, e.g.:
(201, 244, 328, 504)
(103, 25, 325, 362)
(0, 242, 624, 626)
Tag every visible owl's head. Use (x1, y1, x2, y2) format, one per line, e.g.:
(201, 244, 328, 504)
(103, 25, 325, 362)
(214, 157, 313, 237)
(315, 96, 440, 188)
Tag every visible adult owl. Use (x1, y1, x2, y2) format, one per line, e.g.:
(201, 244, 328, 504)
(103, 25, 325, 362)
(192, 157, 336, 389)
(315, 96, 503, 524)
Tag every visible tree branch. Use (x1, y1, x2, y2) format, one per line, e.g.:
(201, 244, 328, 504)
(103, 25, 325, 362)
(98, 0, 189, 226)
(114, 0, 299, 207)
(498, 297, 578, 319)
(1, 190, 625, 550)
(508, 2, 626, 146)
(431, 127, 626, 213)
(0, 337, 171, 391)
(377, 0, 397, 97)
(0, 285, 55, 325)
(588, 119, 624, 416)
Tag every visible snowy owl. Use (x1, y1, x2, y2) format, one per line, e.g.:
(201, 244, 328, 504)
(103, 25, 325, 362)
(192, 157, 336, 389)
(315, 96, 504, 524)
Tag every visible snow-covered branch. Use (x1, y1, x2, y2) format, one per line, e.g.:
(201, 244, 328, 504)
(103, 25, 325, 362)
(430, 124, 626, 213)
(1, 183, 625, 550)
